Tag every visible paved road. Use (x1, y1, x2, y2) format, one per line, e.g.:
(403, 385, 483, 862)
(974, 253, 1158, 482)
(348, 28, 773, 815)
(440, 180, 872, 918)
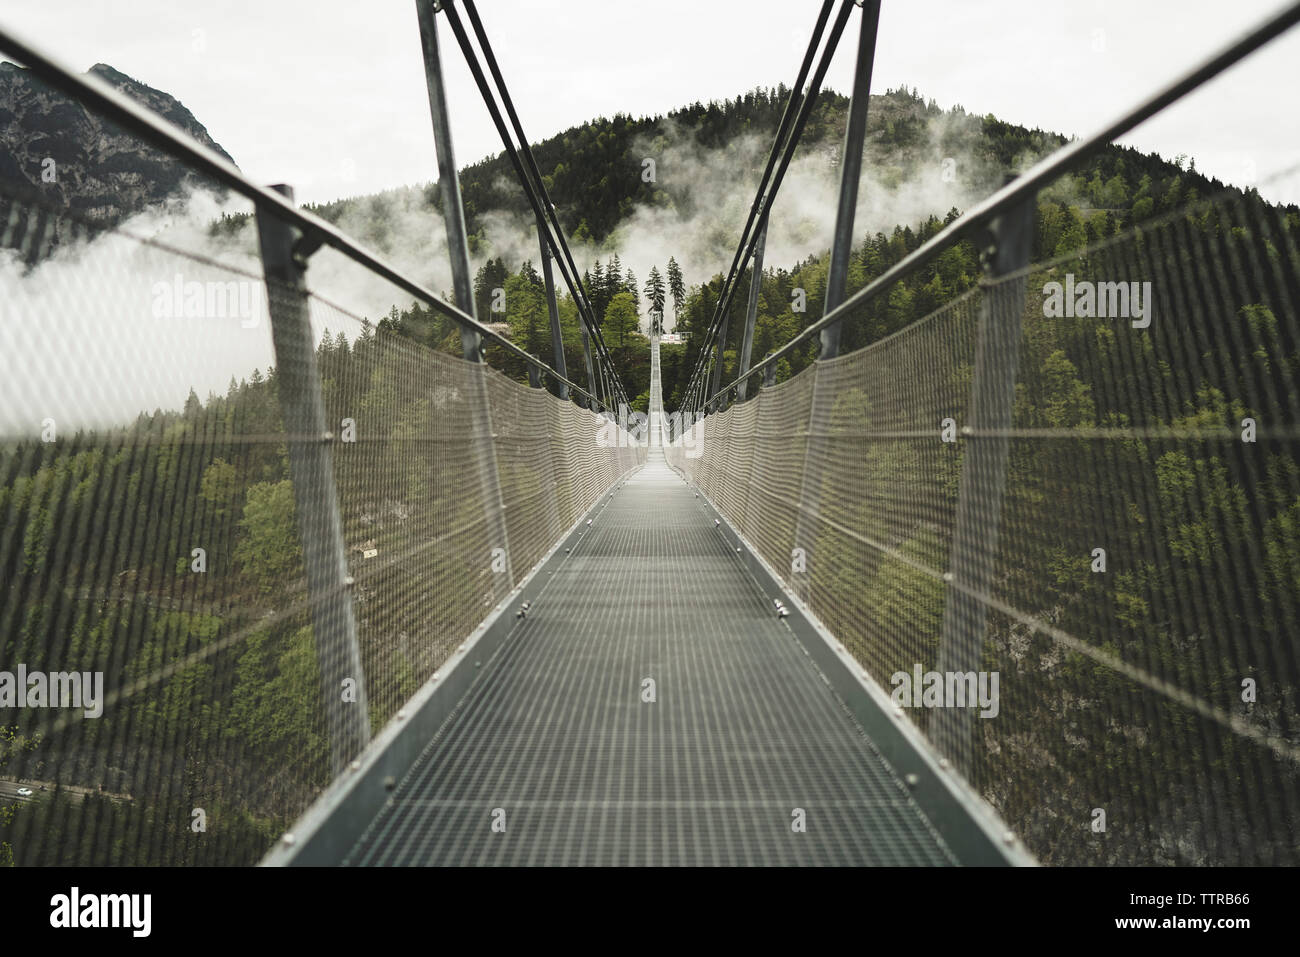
(0, 779, 38, 804)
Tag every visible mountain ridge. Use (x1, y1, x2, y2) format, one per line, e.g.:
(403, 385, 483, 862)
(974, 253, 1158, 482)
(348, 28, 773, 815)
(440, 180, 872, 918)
(0, 60, 236, 233)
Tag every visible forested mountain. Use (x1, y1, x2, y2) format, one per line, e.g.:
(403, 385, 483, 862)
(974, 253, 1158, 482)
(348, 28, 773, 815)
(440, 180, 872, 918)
(287, 84, 1288, 412)
(309, 85, 848, 249)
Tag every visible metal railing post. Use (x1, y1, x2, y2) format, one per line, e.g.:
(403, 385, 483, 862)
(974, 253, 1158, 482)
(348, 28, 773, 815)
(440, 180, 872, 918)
(820, 0, 880, 360)
(255, 184, 370, 778)
(580, 322, 597, 409)
(790, 0, 880, 602)
(736, 222, 767, 402)
(599, 357, 612, 414)
(934, 190, 1036, 777)
(709, 306, 732, 412)
(417, 0, 514, 593)
(537, 211, 568, 400)
(417, 0, 479, 362)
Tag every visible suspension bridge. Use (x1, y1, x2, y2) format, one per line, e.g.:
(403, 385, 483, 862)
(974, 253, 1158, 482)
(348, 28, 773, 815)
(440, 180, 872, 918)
(1, 0, 1298, 868)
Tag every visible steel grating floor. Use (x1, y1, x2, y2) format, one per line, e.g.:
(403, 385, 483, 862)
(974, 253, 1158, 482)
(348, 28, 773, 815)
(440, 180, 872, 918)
(343, 451, 956, 866)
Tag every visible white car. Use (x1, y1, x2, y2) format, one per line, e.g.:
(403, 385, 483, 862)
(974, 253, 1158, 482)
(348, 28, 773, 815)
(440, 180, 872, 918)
(15, 787, 32, 796)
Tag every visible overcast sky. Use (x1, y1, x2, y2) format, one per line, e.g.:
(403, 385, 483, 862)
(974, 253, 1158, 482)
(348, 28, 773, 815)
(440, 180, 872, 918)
(3, 0, 1299, 206)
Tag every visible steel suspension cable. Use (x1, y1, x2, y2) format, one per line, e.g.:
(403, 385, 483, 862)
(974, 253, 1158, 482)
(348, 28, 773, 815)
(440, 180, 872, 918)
(680, 0, 855, 417)
(458, 0, 615, 386)
(439, 0, 632, 409)
(683, 5, 844, 417)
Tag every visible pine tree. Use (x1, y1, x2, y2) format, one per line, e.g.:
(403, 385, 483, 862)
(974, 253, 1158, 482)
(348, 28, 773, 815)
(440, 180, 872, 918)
(666, 256, 686, 327)
(603, 291, 640, 347)
(505, 270, 547, 355)
(591, 261, 607, 323)
(624, 268, 640, 314)
(644, 265, 666, 335)
(473, 257, 509, 318)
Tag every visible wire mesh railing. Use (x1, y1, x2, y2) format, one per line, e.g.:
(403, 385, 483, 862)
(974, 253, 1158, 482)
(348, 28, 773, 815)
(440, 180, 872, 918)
(0, 154, 643, 865)
(668, 173, 1300, 865)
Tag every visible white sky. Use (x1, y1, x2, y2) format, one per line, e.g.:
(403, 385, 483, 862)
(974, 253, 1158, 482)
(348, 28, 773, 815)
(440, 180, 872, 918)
(3, 0, 1299, 206)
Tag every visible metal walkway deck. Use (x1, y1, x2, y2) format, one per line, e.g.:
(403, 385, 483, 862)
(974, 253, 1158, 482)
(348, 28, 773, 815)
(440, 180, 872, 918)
(342, 443, 957, 866)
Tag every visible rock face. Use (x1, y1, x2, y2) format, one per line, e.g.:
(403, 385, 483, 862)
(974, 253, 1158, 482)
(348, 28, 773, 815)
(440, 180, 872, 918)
(0, 61, 235, 245)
